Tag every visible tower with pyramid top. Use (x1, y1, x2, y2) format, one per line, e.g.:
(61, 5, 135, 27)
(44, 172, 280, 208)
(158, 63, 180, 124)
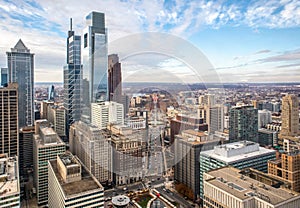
(7, 39, 34, 128)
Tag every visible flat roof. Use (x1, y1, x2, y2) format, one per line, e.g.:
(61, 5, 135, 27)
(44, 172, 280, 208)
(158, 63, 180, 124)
(0, 156, 19, 197)
(205, 167, 300, 205)
(49, 160, 103, 197)
(200, 142, 275, 163)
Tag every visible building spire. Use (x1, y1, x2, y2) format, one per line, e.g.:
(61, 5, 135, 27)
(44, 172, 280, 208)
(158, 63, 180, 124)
(70, 18, 72, 31)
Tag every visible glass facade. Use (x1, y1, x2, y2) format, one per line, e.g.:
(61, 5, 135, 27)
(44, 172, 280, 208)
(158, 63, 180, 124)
(7, 40, 34, 128)
(64, 28, 82, 137)
(81, 12, 108, 122)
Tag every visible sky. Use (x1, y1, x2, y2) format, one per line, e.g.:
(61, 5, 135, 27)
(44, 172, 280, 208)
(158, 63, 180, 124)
(0, 0, 300, 83)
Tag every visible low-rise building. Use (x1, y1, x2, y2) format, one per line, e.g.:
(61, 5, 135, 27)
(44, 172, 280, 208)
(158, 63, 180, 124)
(203, 167, 300, 208)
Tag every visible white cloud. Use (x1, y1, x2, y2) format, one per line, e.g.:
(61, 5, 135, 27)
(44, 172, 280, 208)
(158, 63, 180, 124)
(0, 0, 300, 82)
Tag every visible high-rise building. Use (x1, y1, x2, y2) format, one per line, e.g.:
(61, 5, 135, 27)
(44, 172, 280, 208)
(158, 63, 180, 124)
(198, 105, 224, 134)
(82, 11, 108, 122)
(199, 141, 276, 199)
(108, 125, 146, 185)
(40, 100, 54, 119)
(174, 130, 221, 200)
(47, 105, 67, 141)
(1, 67, 8, 86)
(0, 83, 18, 157)
(48, 152, 104, 208)
(258, 109, 272, 128)
(91, 101, 124, 129)
(170, 114, 208, 145)
(199, 94, 215, 107)
(203, 167, 300, 208)
(258, 128, 278, 147)
(0, 154, 20, 208)
(48, 85, 55, 101)
(268, 151, 300, 193)
(280, 94, 299, 137)
(64, 18, 82, 136)
(69, 121, 112, 184)
(229, 105, 258, 142)
(33, 120, 66, 205)
(108, 54, 122, 103)
(19, 126, 35, 175)
(7, 39, 34, 128)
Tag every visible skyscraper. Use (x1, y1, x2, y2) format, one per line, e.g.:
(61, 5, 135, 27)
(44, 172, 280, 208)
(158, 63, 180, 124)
(7, 39, 34, 128)
(281, 94, 299, 137)
(48, 85, 55, 101)
(82, 11, 108, 122)
(229, 105, 258, 142)
(108, 54, 122, 103)
(64, 18, 82, 137)
(0, 83, 18, 157)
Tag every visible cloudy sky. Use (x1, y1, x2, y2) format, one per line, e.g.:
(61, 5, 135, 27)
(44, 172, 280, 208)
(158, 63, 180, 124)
(0, 0, 300, 83)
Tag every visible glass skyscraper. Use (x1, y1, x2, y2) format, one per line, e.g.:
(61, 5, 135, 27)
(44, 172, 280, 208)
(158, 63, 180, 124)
(7, 39, 34, 128)
(81, 11, 108, 122)
(63, 19, 82, 137)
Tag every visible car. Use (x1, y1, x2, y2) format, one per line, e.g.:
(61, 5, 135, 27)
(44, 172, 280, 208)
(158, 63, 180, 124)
(123, 187, 127, 191)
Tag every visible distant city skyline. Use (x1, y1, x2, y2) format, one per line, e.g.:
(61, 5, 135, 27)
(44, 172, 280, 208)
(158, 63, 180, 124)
(0, 0, 300, 83)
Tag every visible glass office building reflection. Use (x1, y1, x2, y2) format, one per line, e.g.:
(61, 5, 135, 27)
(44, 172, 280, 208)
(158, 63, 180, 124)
(82, 11, 108, 122)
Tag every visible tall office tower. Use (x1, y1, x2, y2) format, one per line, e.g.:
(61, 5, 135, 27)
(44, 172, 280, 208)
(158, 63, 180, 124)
(48, 85, 55, 101)
(82, 11, 108, 122)
(108, 54, 122, 103)
(199, 141, 276, 199)
(174, 130, 221, 200)
(48, 152, 104, 208)
(1, 67, 8, 86)
(198, 105, 224, 134)
(281, 94, 299, 137)
(0, 154, 20, 208)
(69, 121, 111, 184)
(0, 83, 18, 157)
(268, 151, 300, 192)
(199, 94, 215, 107)
(258, 128, 278, 146)
(203, 167, 300, 208)
(258, 109, 272, 128)
(19, 126, 35, 176)
(64, 18, 82, 136)
(91, 101, 124, 129)
(108, 125, 146, 185)
(229, 105, 258, 142)
(47, 105, 67, 141)
(33, 120, 65, 205)
(7, 39, 34, 128)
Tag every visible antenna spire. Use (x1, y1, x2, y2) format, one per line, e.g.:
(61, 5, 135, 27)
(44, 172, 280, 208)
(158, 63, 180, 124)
(70, 18, 73, 31)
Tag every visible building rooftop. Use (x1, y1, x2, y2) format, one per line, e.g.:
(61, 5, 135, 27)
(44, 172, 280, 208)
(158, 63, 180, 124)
(200, 141, 275, 163)
(176, 130, 220, 146)
(205, 167, 300, 205)
(49, 158, 103, 197)
(0, 154, 19, 198)
(112, 195, 130, 206)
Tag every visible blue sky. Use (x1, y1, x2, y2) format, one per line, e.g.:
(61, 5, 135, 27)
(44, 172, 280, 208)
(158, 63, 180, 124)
(0, 0, 300, 83)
